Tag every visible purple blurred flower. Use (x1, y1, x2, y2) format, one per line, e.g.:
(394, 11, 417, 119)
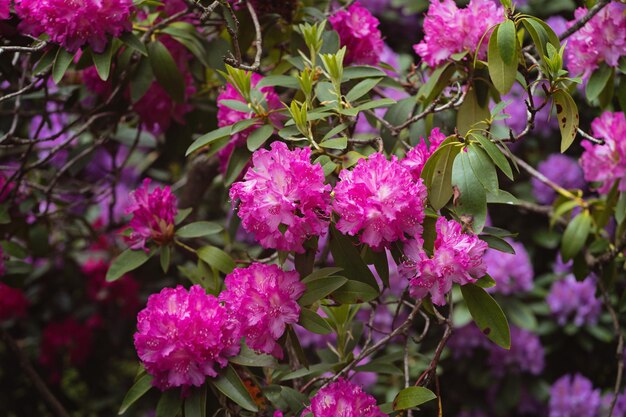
(483, 239, 534, 295)
(532, 154, 585, 205)
(547, 275, 601, 327)
(549, 374, 601, 417)
(487, 327, 545, 377)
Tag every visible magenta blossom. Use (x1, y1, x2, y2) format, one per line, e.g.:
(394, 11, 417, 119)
(15, 0, 133, 53)
(329, 1, 385, 66)
(0, 283, 29, 322)
(134, 285, 241, 390)
(230, 142, 331, 253)
(400, 217, 488, 305)
(219, 264, 305, 358)
(333, 153, 427, 250)
(0, 0, 10, 19)
(580, 112, 626, 194)
(125, 178, 178, 251)
(401, 128, 447, 180)
(305, 378, 386, 417)
(413, 0, 504, 67)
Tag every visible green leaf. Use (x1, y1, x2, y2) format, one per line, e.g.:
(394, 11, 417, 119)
(332, 280, 379, 304)
(256, 75, 300, 89)
(475, 274, 497, 289)
(479, 235, 515, 254)
(346, 78, 382, 102)
(472, 134, 513, 180)
(561, 211, 592, 261)
(488, 25, 517, 95)
(130, 56, 154, 103)
(498, 20, 518, 65)
(212, 365, 258, 412)
(505, 299, 538, 331)
(118, 373, 153, 415)
(302, 267, 344, 283)
(299, 308, 334, 334)
(246, 124, 274, 151)
(393, 387, 437, 411)
(521, 17, 560, 61)
(148, 40, 185, 103)
(467, 144, 498, 191)
(486, 189, 519, 204)
(224, 146, 251, 186)
(175, 208, 193, 225)
(196, 246, 235, 274)
(156, 390, 181, 417)
(586, 63, 613, 102)
(299, 276, 348, 306)
(176, 221, 223, 238)
(329, 226, 379, 289)
(230, 344, 277, 367)
(52, 48, 77, 84)
(33, 46, 58, 75)
(92, 42, 114, 81)
(120, 32, 148, 56)
(553, 89, 579, 152)
(320, 136, 347, 150)
(421, 140, 462, 210)
(160, 245, 171, 273)
(186, 126, 232, 156)
(451, 149, 488, 233)
(184, 386, 206, 417)
(457, 87, 490, 136)
(107, 249, 151, 282)
(342, 65, 387, 80)
(417, 62, 455, 104)
(616, 192, 626, 224)
(461, 283, 511, 349)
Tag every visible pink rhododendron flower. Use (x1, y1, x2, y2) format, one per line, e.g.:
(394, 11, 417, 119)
(401, 128, 447, 180)
(400, 217, 488, 305)
(125, 178, 178, 251)
(333, 153, 427, 250)
(219, 264, 305, 358)
(0, 0, 10, 20)
(0, 283, 29, 322)
(14, 0, 133, 52)
(329, 1, 385, 66)
(134, 285, 241, 390)
(40, 318, 93, 383)
(305, 378, 386, 417)
(217, 73, 282, 171)
(413, 0, 503, 67)
(565, 3, 626, 79)
(230, 142, 331, 253)
(82, 258, 140, 317)
(580, 112, 626, 194)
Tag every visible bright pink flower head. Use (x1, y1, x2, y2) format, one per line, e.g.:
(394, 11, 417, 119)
(580, 112, 626, 194)
(15, 0, 133, 53)
(230, 142, 331, 253)
(219, 264, 305, 358)
(125, 178, 178, 251)
(566, 3, 626, 79)
(329, 2, 385, 66)
(134, 285, 241, 390)
(0, 283, 29, 322)
(401, 128, 447, 180)
(0, 0, 10, 20)
(400, 217, 488, 305)
(333, 153, 427, 250)
(305, 378, 386, 417)
(413, 0, 503, 67)
(82, 258, 140, 317)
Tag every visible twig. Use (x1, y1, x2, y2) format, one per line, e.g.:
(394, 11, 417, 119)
(559, 0, 611, 41)
(245, 1, 263, 71)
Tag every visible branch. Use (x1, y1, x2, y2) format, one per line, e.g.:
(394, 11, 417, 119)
(559, 0, 611, 41)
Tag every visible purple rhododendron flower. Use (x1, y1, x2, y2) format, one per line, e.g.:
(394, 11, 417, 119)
(125, 178, 178, 251)
(329, 1, 385, 66)
(547, 274, 601, 327)
(580, 112, 626, 195)
(230, 142, 331, 253)
(305, 378, 386, 417)
(484, 239, 534, 295)
(532, 154, 585, 204)
(549, 374, 601, 417)
(134, 285, 241, 390)
(15, 0, 133, 52)
(219, 263, 305, 358)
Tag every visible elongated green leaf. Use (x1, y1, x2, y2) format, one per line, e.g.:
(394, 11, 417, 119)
(176, 221, 223, 238)
(184, 386, 206, 417)
(212, 365, 258, 412)
(130, 56, 154, 103)
(497, 20, 517, 65)
(92, 42, 114, 81)
(107, 249, 151, 282)
(451, 150, 487, 233)
(522, 17, 560, 61)
(53, 48, 77, 84)
(320, 136, 347, 150)
(457, 88, 490, 136)
(475, 274, 497, 289)
(461, 283, 511, 349)
(393, 387, 437, 411)
(553, 89, 579, 152)
(342, 65, 387, 80)
(224, 147, 251, 186)
(120, 32, 148, 56)
(346, 77, 382, 102)
(467, 144, 498, 191)
(332, 280, 379, 304)
(561, 211, 592, 261)
(417, 62, 455, 104)
(329, 226, 379, 289)
(230, 344, 277, 367)
(302, 267, 344, 283)
(160, 245, 171, 273)
(488, 26, 517, 95)
(299, 276, 348, 306)
(186, 126, 232, 156)
(256, 75, 300, 89)
(247, 124, 274, 151)
(299, 308, 334, 334)
(196, 246, 235, 274)
(421, 140, 462, 210)
(505, 299, 538, 331)
(479, 235, 515, 253)
(118, 373, 153, 415)
(473, 134, 513, 180)
(148, 40, 185, 103)
(586, 63, 613, 102)
(156, 390, 181, 417)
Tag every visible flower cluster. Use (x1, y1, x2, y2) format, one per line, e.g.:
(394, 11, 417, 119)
(580, 112, 626, 194)
(549, 374, 601, 417)
(219, 264, 305, 358)
(125, 178, 178, 251)
(0, 283, 29, 322)
(547, 275, 601, 327)
(329, 1, 385, 66)
(413, 0, 503, 67)
(134, 285, 241, 390)
(230, 142, 331, 253)
(40, 318, 94, 383)
(401, 128, 447, 181)
(333, 153, 427, 250)
(0, 0, 10, 20)
(532, 154, 585, 204)
(400, 217, 488, 305)
(82, 258, 140, 317)
(305, 378, 386, 417)
(14, 0, 133, 52)
(483, 239, 534, 295)
(565, 2, 626, 79)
